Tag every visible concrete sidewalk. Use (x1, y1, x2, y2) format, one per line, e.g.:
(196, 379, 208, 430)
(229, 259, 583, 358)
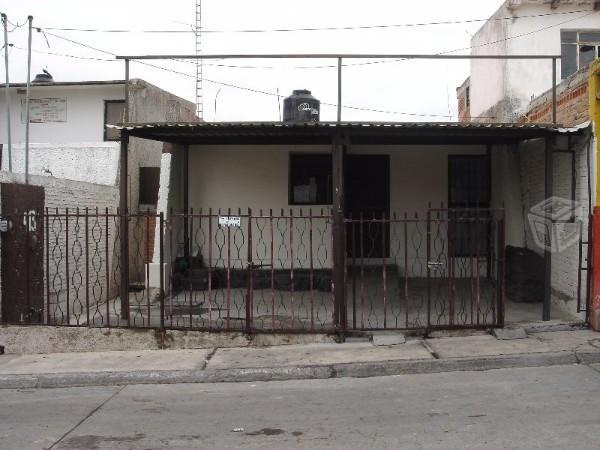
(1, 328, 599, 389)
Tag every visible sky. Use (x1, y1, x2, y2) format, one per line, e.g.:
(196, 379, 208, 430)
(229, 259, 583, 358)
(0, 0, 508, 122)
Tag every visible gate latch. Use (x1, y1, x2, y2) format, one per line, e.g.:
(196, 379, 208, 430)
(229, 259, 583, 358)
(427, 261, 445, 270)
(0, 217, 12, 233)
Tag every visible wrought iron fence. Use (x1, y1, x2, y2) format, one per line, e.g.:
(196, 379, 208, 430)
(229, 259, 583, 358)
(0, 207, 505, 333)
(345, 208, 505, 330)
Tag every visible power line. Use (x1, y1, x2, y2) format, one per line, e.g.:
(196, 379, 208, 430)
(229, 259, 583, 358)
(27, 9, 588, 119)
(39, 9, 595, 72)
(37, 9, 590, 34)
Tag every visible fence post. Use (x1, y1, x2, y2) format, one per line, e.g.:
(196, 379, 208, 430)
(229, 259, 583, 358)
(159, 212, 165, 330)
(246, 208, 253, 333)
(119, 132, 130, 324)
(496, 213, 506, 328)
(332, 133, 346, 333)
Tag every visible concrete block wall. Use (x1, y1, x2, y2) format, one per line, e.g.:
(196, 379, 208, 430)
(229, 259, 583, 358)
(0, 172, 120, 324)
(518, 133, 591, 319)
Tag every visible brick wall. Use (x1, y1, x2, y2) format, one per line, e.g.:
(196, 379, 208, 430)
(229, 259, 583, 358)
(456, 78, 471, 122)
(520, 66, 590, 126)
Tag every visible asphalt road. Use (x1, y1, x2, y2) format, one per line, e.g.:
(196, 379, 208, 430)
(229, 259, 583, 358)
(2, 364, 600, 449)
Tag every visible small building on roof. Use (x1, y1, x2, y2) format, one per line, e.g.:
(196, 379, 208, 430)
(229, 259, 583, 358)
(111, 120, 590, 331)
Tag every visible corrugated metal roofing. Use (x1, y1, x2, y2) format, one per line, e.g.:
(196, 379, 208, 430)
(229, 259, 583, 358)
(115, 121, 577, 132)
(110, 121, 588, 146)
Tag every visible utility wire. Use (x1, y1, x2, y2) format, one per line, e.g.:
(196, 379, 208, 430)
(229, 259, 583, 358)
(25, 11, 588, 119)
(38, 9, 596, 71)
(37, 9, 589, 34)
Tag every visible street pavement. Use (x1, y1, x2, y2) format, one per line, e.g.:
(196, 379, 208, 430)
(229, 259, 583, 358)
(2, 364, 600, 449)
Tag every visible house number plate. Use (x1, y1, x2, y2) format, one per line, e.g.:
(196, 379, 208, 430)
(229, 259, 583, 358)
(218, 216, 241, 227)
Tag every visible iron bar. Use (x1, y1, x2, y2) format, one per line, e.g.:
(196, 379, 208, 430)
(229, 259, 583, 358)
(2, 13, 12, 171)
(124, 58, 130, 122)
(116, 53, 562, 60)
(119, 132, 130, 323)
(159, 212, 165, 329)
(543, 136, 554, 321)
(105, 207, 110, 327)
(337, 57, 342, 122)
(24, 16, 33, 184)
(552, 57, 557, 124)
(85, 208, 89, 325)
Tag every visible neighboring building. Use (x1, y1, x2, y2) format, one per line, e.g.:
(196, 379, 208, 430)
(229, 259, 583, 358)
(461, 0, 600, 122)
(0, 78, 198, 211)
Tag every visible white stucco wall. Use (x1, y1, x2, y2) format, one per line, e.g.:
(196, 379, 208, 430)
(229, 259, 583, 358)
(171, 144, 495, 273)
(0, 84, 124, 145)
(470, 1, 599, 118)
(1, 143, 119, 186)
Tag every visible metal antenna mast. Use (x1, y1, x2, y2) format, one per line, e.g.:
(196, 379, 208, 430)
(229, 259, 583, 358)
(195, 0, 203, 119)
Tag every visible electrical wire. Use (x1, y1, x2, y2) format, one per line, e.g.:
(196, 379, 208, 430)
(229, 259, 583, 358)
(37, 9, 597, 72)
(16, 8, 586, 119)
(37, 9, 590, 34)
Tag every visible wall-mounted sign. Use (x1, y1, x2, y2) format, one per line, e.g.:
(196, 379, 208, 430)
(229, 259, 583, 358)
(21, 98, 67, 123)
(218, 216, 241, 227)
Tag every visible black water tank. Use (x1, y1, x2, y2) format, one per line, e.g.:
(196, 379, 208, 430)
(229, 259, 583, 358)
(283, 89, 320, 122)
(32, 69, 54, 83)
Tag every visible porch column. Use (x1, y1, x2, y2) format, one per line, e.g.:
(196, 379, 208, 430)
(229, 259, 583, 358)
(183, 144, 190, 260)
(332, 133, 346, 330)
(543, 136, 554, 321)
(119, 131, 130, 321)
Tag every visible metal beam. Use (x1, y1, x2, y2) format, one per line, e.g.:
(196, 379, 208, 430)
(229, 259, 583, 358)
(183, 144, 190, 260)
(337, 57, 342, 122)
(116, 53, 562, 60)
(119, 132, 130, 323)
(332, 133, 346, 332)
(552, 57, 557, 124)
(543, 136, 555, 321)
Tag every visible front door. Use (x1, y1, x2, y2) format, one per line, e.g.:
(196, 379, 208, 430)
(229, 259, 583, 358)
(1, 183, 45, 323)
(345, 154, 390, 258)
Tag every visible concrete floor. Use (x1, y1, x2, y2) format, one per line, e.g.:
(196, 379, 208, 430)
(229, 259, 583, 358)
(3, 364, 600, 449)
(72, 277, 572, 330)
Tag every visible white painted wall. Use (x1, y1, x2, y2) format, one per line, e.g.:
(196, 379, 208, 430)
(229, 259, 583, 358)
(0, 84, 124, 145)
(470, 2, 599, 118)
(1, 143, 119, 186)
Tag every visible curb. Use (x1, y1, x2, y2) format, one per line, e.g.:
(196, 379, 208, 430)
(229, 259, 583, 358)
(2, 350, 600, 389)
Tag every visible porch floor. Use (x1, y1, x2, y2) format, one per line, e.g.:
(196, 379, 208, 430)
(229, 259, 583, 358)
(66, 278, 575, 330)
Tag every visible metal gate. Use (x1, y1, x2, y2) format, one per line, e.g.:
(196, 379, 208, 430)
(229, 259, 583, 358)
(345, 208, 505, 331)
(0, 183, 45, 323)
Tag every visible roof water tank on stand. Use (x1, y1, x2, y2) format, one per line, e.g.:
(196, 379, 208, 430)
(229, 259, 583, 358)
(283, 89, 320, 122)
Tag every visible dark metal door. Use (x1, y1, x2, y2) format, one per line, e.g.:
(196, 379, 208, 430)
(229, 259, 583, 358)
(345, 155, 390, 258)
(1, 183, 45, 323)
